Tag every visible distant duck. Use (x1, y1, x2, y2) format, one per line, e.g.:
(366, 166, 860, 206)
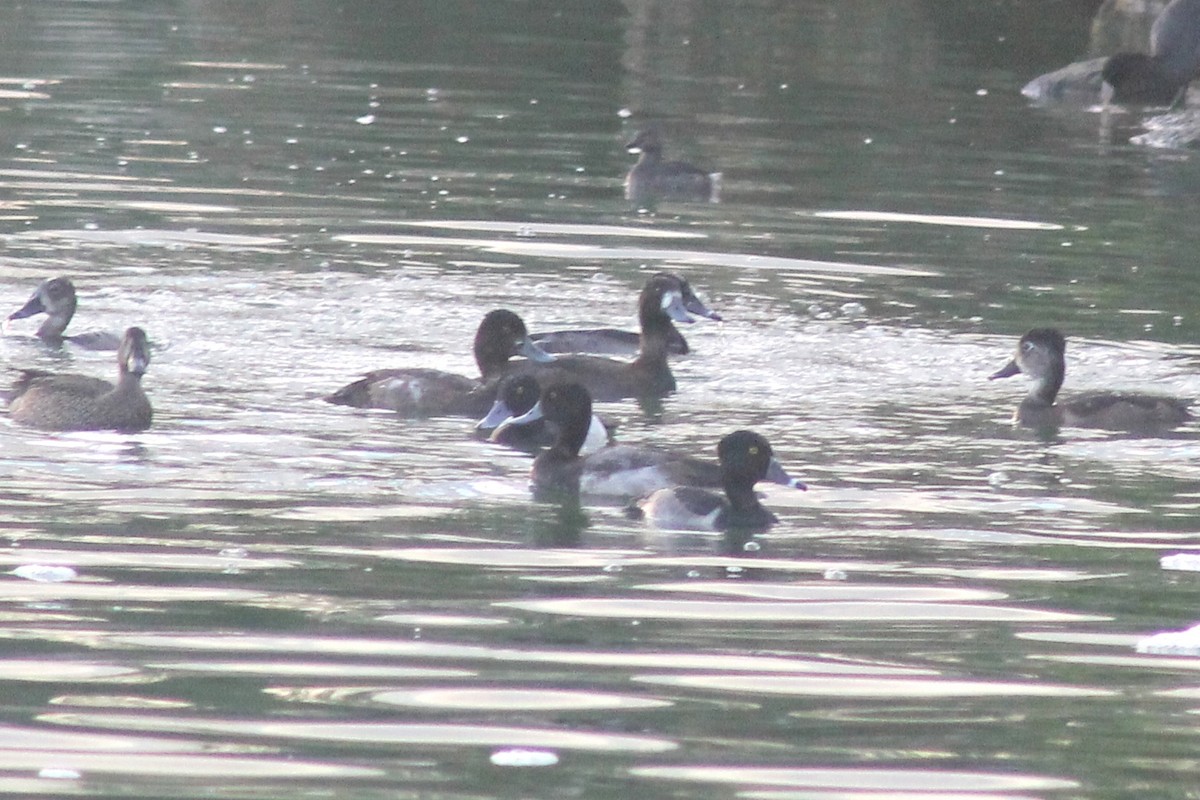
(519, 273, 720, 402)
(1022, 0, 1200, 106)
(989, 327, 1191, 431)
(629, 430, 806, 532)
(325, 309, 555, 416)
(477, 373, 612, 455)
(6, 277, 121, 350)
(7, 326, 153, 432)
(624, 126, 721, 208)
(503, 382, 804, 501)
(1102, 0, 1200, 105)
(531, 272, 719, 356)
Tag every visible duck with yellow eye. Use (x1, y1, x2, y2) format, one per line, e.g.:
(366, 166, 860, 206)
(628, 430, 805, 532)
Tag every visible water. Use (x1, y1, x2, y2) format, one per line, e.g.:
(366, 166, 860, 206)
(0, 0, 1198, 797)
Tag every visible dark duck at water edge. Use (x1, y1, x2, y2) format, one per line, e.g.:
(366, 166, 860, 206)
(503, 382, 805, 501)
(989, 327, 1191, 432)
(1022, 0, 1200, 106)
(518, 273, 720, 402)
(628, 430, 806, 532)
(6, 326, 153, 432)
(6, 277, 122, 350)
(624, 126, 721, 209)
(325, 308, 555, 416)
(1102, 0, 1200, 105)
(530, 272, 719, 356)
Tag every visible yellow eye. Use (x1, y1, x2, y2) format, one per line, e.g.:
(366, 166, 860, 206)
(749, 446, 759, 455)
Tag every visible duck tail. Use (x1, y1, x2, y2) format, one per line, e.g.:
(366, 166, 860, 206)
(707, 172, 723, 203)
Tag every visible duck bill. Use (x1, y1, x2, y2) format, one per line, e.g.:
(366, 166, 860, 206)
(499, 399, 544, 428)
(765, 458, 807, 490)
(989, 359, 1021, 380)
(126, 354, 150, 376)
(7, 292, 46, 321)
(518, 336, 556, 363)
(476, 398, 514, 431)
(683, 293, 722, 322)
(489, 399, 544, 442)
(661, 290, 696, 324)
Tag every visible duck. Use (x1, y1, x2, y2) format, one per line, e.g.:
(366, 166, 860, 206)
(6, 326, 153, 432)
(325, 309, 555, 416)
(518, 273, 719, 402)
(530, 272, 719, 356)
(989, 327, 1191, 431)
(503, 381, 806, 501)
(624, 126, 721, 208)
(1102, 0, 1200, 106)
(1022, 0, 1200, 106)
(5, 277, 122, 350)
(628, 430, 805, 531)
(476, 373, 611, 456)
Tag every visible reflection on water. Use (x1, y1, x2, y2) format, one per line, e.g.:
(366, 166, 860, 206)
(0, 0, 1196, 798)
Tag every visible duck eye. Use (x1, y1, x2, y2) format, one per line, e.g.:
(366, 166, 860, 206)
(748, 446, 759, 455)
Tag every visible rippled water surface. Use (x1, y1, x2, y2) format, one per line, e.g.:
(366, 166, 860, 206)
(2, 1, 1200, 798)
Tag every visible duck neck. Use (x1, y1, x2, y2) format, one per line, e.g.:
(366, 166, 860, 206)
(636, 146, 662, 167)
(547, 409, 591, 460)
(723, 477, 762, 515)
(113, 370, 145, 396)
(1028, 362, 1064, 407)
(635, 310, 673, 369)
(36, 314, 70, 339)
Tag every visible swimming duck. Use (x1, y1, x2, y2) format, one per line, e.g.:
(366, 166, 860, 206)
(624, 126, 721, 208)
(325, 309, 555, 416)
(989, 327, 1191, 431)
(530, 273, 719, 356)
(6, 277, 121, 350)
(519, 273, 718, 402)
(503, 382, 805, 500)
(476, 373, 611, 455)
(629, 430, 805, 531)
(7, 326, 153, 432)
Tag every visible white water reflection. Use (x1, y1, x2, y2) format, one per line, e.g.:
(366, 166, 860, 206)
(813, 210, 1066, 231)
(634, 673, 1115, 698)
(41, 713, 679, 754)
(498, 598, 1106, 623)
(333, 234, 937, 278)
(630, 765, 1078, 793)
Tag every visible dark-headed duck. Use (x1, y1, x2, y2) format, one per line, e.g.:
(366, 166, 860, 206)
(990, 327, 1191, 431)
(520, 274, 719, 402)
(504, 382, 804, 501)
(625, 126, 721, 209)
(325, 309, 554, 416)
(1102, 0, 1200, 106)
(7, 326, 152, 432)
(629, 430, 805, 531)
(476, 373, 611, 455)
(530, 272, 719, 356)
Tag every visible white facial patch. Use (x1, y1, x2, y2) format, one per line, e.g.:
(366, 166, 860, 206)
(660, 289, 682, 310)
